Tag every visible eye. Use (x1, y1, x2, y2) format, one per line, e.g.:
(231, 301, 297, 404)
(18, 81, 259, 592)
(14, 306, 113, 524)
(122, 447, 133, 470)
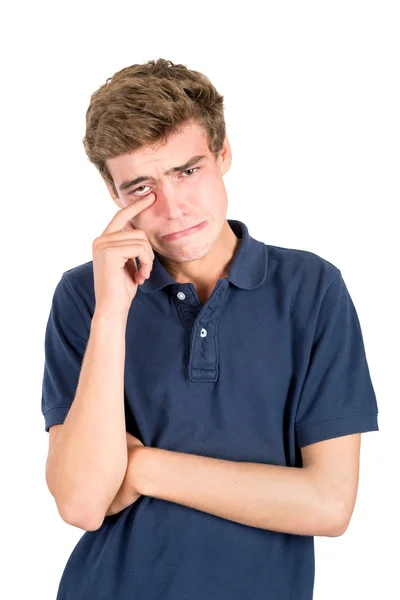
(129, 167, 200, 196)
(182, 167, 199, 177)
(129, 184, 151, 196)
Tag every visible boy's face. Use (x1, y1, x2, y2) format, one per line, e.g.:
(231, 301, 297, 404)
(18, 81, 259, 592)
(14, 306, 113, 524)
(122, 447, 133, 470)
(103, 120, 232, 264)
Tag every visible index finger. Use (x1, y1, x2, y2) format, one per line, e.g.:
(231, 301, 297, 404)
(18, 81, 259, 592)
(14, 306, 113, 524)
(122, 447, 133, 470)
(102, 193, 156, 236)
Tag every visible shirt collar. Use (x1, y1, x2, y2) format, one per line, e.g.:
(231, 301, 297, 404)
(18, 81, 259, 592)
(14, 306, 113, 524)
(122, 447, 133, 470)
(139, 219, 268, 293)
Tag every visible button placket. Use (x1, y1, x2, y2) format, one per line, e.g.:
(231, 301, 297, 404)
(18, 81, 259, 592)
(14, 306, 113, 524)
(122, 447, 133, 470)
(187, 279, 229, 381)
(171, 279, 229, 381)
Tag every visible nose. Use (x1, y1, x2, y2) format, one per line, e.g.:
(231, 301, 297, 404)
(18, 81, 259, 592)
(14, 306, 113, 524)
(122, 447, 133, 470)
(154, 183, 188, 218)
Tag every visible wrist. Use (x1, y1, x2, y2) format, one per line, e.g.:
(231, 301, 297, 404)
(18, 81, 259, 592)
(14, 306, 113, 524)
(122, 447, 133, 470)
(132, 446, 161, 497)
(92, 311, 128, 329)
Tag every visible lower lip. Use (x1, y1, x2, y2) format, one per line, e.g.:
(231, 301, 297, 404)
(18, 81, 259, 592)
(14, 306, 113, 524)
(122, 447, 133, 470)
(162, 220, 207, 241)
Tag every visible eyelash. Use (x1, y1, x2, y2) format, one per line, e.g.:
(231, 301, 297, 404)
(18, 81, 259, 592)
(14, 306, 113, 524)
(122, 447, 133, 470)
(129, 167, 200, 196)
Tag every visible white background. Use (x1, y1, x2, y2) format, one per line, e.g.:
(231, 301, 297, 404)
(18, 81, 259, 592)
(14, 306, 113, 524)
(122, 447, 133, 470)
(1, 1, 397, 598)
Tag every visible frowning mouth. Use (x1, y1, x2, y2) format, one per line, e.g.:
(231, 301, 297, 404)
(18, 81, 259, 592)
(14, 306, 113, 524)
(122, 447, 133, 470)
(162, 220, 207, 241)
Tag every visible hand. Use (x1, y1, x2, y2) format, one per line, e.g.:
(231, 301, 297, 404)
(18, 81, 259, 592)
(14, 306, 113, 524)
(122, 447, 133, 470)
(92, 193, 157, 320)
(105, 432, 146, 517)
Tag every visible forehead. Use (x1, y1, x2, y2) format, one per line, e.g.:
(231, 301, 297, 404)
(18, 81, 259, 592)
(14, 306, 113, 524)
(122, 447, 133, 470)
(107, 121, 210, 179)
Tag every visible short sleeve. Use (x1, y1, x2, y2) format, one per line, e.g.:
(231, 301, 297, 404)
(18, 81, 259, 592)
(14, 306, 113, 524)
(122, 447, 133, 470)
(41, 273, 90, 432)
(295, 272, 379, 448)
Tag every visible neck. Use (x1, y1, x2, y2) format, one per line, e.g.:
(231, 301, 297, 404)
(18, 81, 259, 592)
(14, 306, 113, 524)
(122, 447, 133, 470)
(159, 220, 241, 288)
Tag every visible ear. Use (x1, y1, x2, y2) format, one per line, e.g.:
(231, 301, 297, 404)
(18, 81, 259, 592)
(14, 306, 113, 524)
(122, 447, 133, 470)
(218, 135, 232, 176)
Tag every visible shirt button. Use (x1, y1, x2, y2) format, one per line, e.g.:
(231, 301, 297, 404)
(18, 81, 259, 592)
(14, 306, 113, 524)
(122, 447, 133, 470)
(177, 292, 186, 300)
(200, 328, 207, 337)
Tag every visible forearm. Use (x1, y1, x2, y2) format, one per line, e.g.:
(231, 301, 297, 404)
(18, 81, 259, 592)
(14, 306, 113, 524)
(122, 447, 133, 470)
(46, 313, 129, 529)
(103, 441, 144, 520)
(135, 448, 342, 537)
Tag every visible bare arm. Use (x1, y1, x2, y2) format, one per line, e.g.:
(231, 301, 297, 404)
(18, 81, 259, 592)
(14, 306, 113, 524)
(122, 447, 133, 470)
(131, 436, 360, 537)
(45, 194, 157, 531)
(46, 313, 128, 530)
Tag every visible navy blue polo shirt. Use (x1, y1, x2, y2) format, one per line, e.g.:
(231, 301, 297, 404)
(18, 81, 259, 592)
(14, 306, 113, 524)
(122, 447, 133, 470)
(41, 218, 379, 600)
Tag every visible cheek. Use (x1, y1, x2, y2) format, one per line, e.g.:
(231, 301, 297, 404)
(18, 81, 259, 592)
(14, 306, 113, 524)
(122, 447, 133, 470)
(203, 180, 228, 212)
(130, 213, 155, 241)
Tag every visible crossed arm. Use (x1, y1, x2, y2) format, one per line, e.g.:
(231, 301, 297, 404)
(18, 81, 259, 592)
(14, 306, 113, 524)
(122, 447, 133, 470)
(100, 432, 361, 537)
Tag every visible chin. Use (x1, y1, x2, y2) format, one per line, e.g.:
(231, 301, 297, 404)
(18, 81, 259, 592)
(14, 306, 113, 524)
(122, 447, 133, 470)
(175, 238, 216, 262)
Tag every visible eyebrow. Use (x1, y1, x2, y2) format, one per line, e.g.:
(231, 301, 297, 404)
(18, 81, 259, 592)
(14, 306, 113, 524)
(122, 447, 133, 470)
(118, 154, 208, 192)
